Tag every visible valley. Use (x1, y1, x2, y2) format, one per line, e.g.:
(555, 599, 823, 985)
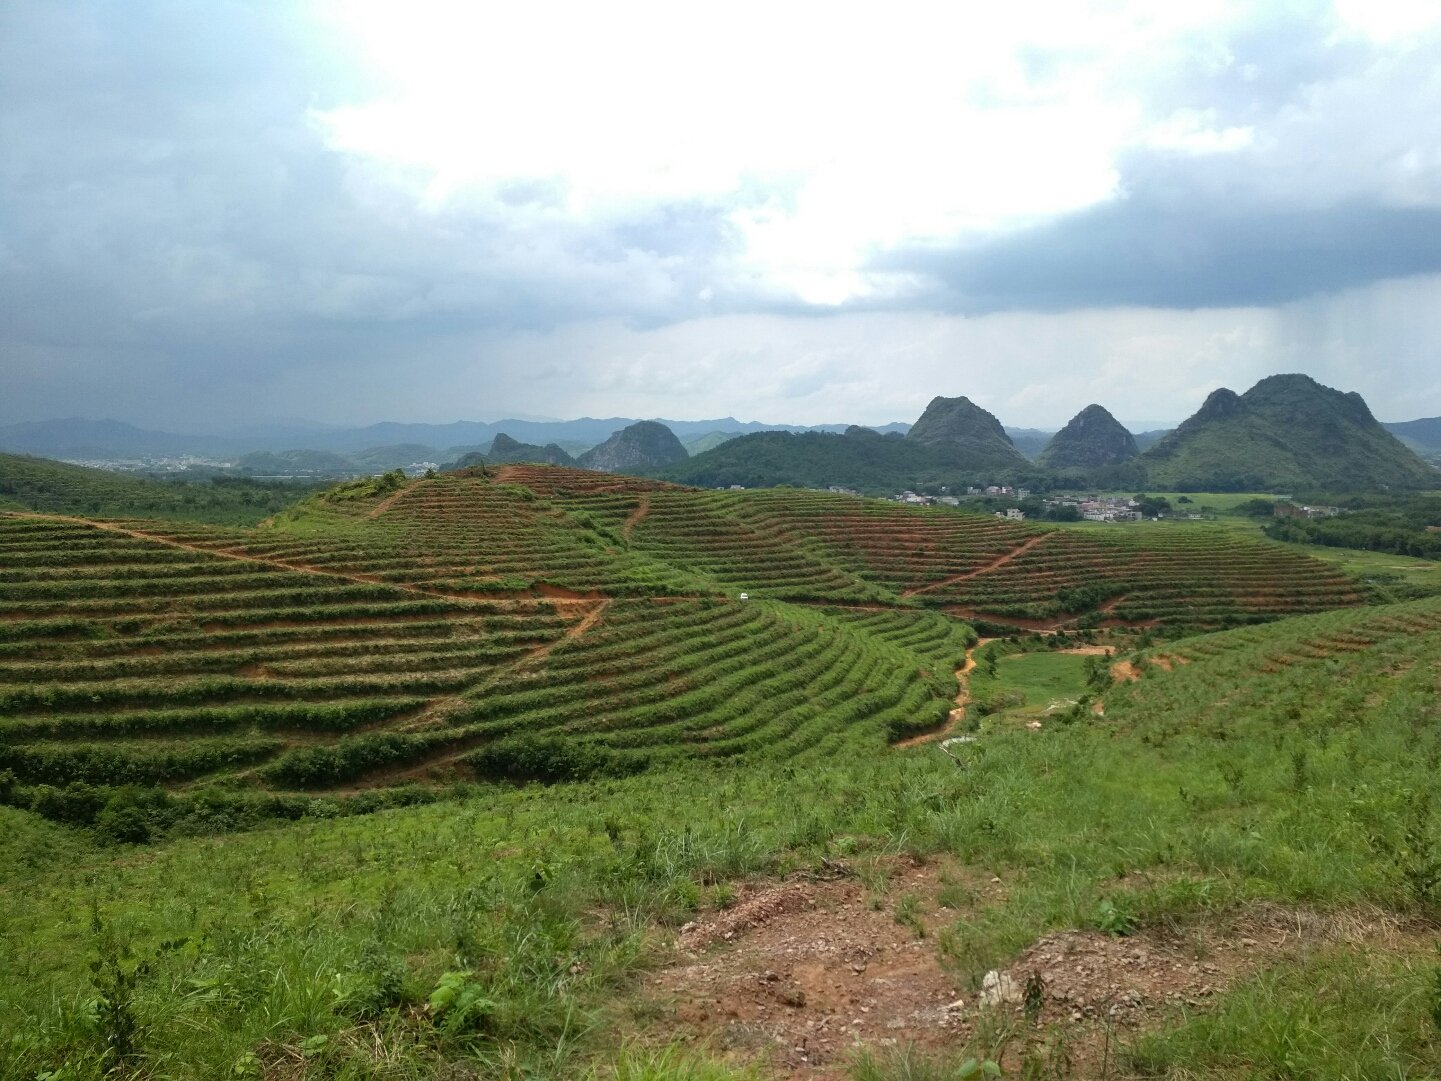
(1, 454, 1439, 1079)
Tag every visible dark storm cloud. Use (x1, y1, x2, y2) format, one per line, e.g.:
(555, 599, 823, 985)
(0, 0, 744, 418)
(883, 198, 1441, 312)
(878, 6, 1441, 314)
(4, 1, 1441, 427)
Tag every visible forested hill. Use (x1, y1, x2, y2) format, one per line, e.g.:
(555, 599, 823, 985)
(0, 453, 315, 524)
(1037, 404, 1140, 471)
(659, 428, 1045, 491)
(1141, 374, 1440, 490)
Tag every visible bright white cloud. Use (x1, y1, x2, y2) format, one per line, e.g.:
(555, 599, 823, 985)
(310, 1, 1297, 305)
(307, 0, 1441, 309)
(7, 0, 1441, 429)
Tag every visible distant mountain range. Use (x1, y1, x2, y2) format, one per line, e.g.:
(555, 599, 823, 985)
(3, 381, 1437, 492)
(0, 416, 911, 462)
(1383, 416, 1441, 465)
(663, 375, 1438, 493)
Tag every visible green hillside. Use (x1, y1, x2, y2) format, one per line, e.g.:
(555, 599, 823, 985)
(1037, 403, 1139, 470)
(4, 578, 1440, 1077)
(0, 459, 1438, 1079)
(1141, 374, 1440, 490)
(662, 427, 1041, 490)
(0, 461, 1375, 845)
(905, 395, 1032, 471)
(0, 452, 315, 524)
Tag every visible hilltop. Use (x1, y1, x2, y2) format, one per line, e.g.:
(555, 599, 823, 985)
(1141, 374, 1439, 490)
(458, 433, 576, 467)
(1037, 404, 1139, 471)
(578, 420, 688, 473)
(905, 395, 1032, 471)
(665, 395, 1038, 490)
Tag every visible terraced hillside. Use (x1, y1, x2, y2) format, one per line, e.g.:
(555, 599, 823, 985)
(0, 463, 1370, 819)
(0, 510, 966, 813)
(5, 577, 1440, 1079)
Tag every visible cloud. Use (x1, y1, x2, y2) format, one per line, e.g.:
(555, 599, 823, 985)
(3, 1, 1441, 428)
(882, 200, 1441, 311)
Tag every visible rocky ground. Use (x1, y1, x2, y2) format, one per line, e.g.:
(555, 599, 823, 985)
(639, 858, 1427, 1078)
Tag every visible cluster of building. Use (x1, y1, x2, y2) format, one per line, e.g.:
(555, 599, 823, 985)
(965, 485, 1030, 498)
(891, 485, 1033, 507)
(1272, 502, 1341, 519)
(62, 454, 236, 474)
(1065, 497, 1143, 522)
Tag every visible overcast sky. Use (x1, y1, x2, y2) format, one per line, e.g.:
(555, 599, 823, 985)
(4, 0, 1441, 431)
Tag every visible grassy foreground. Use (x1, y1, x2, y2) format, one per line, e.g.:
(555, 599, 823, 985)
(5, 599, 1441, 1078)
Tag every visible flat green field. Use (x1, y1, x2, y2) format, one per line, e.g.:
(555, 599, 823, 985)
(971, 648, 1092, 721)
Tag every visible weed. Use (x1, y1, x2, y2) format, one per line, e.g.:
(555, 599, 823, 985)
(427, 970, 497, 1035)
(1092, 897, 1137, 937)
(1022, 971, 1045, 1025)
(87, 901, 148, 1072)
(894, 892, 926, 939)
(849, 1042, 1000, 1081)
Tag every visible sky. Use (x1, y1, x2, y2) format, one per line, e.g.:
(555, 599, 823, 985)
(4, 0, 1441, 432)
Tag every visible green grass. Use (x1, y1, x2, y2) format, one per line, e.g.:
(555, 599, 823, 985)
(5, 597, 1441, 1077)
(970, 648, 1091, 720)
(3, 468, 1438, 1078)
(1264, 535, 1441, 599)
(1127, 948, 1441, 1079)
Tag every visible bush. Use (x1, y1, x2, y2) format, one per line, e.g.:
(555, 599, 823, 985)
(469, 735, 645, 782)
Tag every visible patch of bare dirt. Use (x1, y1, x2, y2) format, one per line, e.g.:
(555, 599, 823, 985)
(645, 868, 1432, 1081)
(980, 904, 1434, 1076)
(1110, 660, 1141, 683)
(645, 859, 1008, 1075)
(1149, 654, 1190, 672)
(366, 478, 424, 519)
(622, 494, 651, 541)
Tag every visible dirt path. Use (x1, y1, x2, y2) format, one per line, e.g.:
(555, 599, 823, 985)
(513, 599, 610, 668)
(891, 639, 993, 748)
(622, 493, 651, 541)
(366, 478, 424, 519)
(902, 534, 1049, 598)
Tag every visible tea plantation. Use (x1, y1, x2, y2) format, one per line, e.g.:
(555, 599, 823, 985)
(1, 462, 1437, 1079)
